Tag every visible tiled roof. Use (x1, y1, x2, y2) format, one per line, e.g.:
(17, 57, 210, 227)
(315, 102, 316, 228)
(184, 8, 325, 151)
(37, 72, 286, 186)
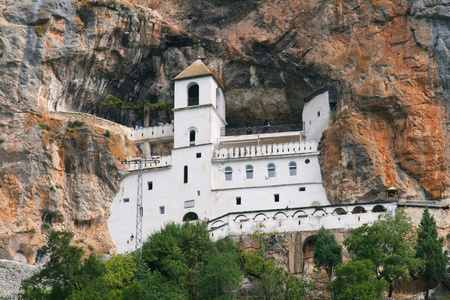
(173, 59, 212, 80)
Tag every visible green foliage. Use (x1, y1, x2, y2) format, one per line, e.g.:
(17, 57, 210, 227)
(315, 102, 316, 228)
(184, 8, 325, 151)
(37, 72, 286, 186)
(20, 231, 87, 299)
(313, 227, 342, 280)
(103, 130, 111, 138)
(141, 221, 242, 300)
(68, 120, 84, 129)
(43, 223, 51, 229)
(414, 208, 448, 300)
(241, 230, 314, 299)
(102, 94, 124, 109)
(307, 60, 315, 67)
(198, 237, 242, 300)
(327, 260, 387, 300)
(104, 253, 137, 297)
(247, 256, 314, 300)
(146, 102, 173, 112)
(101, 94, 143, 114)
(344, 209, 416, 297)
(121, 271, 188, 300)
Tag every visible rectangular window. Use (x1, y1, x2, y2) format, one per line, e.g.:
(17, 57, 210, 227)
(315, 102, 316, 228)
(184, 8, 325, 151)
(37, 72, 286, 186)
(236, 197, 241, 205)
(184, 166, 188, 183)
(274, 194, 279, 202)
(196, 153, 201, 158)
(123, 198, 130, 203)
(184, 200, 195, 208)
(159, 206, 165, 214)
(148, 181, 153, 190)
(197, 190, 200, 196)
(299, 187, 306, 192)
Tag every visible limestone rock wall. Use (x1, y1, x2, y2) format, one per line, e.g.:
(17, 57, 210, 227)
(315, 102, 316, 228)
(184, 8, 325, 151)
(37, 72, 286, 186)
(0, 0, 449, 261)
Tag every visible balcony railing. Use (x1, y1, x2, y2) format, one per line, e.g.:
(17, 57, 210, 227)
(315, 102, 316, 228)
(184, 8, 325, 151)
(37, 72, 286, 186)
(221, 122, 304, 136)
(213, 141, 318, 159)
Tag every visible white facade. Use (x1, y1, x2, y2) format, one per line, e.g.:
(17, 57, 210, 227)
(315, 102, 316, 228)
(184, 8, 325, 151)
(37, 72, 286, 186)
(108, 60, 390, 253)
(302, 90, 330, 142)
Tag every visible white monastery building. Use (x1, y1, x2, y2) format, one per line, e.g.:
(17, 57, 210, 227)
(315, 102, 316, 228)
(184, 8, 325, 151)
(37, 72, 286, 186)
(108, 60, 396, 253)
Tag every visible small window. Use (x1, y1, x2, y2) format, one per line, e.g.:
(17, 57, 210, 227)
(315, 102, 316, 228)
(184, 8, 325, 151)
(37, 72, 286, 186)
(299, 187, 306, 192)
(274, 194, 280, 202)
(289, 162, 297, 176)
(225, 167, 233, 181)
(148, 181, 153, 190)
(246, 165, 253, 179)
(305, 159, 310, 164)
(317, 111, 320, 117)
(159, 206, 165, 214)
(197, 190, 200, 196)
(123, 198, 130, 203)
(196, 152, 201, 158)
(184, 166, 188, 183)
(184, 200, 195, 208)
(190, 130, 196, 146)
(268, 163, 276, 178)
(236, 197, 241, 205)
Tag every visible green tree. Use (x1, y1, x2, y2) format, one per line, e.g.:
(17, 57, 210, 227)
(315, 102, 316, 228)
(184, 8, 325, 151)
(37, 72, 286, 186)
(414, 208, 448, 300)
(121, 271, 188, 300)
(251, 260, 314, 300)
(20, 231, 108, 300)
(313, 227, 342, 280)
(344, 210, 415, 297)
(198, 237, 242, 300)
(328, 260, 386, 300)
(241, 230, 314, 300)
(141, 221, 242, 299)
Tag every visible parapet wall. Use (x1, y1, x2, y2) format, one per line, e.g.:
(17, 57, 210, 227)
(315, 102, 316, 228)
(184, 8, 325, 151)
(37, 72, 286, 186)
(49, 111, 130, 135)
(208, 202, 397, 240)
(128, 124, 174, 142)
(213, 141, 319, 160)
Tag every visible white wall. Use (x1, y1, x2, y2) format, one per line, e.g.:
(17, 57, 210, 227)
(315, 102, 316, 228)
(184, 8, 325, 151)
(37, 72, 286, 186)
(109, 143, 331, 253)
(302, 91, 330, 142)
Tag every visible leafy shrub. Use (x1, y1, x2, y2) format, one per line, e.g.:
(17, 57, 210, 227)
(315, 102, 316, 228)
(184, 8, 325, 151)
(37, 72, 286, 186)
(103, 130, 111, 138)
(68, 120, 84, 128)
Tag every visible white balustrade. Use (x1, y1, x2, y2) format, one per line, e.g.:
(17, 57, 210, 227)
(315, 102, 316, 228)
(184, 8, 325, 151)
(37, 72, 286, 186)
(213, 141, 319, 159)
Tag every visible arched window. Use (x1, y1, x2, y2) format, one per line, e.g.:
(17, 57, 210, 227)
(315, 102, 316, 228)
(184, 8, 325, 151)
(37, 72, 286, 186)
(225, 167, 233, 181)
(189, 130, 196, 146)
(267, 163, 276, 178)
(183, 212, 198, 222)
(184, 166, 188, 183)
(188, 84, 199, 106)
(289, 162, 297, 176)
(246, 165, 253, 179)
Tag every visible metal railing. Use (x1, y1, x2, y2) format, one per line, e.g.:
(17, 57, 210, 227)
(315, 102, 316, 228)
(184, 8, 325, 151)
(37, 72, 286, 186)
(221, 122, 304, 136)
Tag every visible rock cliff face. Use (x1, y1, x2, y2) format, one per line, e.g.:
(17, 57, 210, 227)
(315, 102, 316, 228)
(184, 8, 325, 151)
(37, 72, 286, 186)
(0, 0, 449, 261)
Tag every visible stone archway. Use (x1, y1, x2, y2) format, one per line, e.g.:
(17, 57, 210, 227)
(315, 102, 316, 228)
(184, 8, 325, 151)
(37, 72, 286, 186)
(301, 235, 318, 276)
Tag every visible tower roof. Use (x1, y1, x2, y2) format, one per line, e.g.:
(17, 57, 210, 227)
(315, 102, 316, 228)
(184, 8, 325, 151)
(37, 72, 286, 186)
(173, 59, 213, 80)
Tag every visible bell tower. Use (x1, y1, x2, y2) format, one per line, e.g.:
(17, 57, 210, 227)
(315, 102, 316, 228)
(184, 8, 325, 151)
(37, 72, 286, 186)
(172, 60, 226, 149)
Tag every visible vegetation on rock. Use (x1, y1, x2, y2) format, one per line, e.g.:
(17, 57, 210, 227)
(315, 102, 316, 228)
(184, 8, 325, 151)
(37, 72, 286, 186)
(327, 260, 387, 300)
(414, 208, 448, 300)
(313, 227, 342, 281)
(344, 210, 417, 297)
